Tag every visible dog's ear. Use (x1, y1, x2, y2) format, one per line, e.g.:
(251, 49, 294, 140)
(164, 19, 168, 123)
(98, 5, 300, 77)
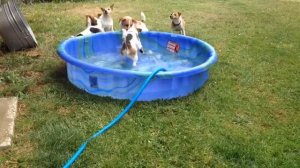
(119, 18, 124, 23)
(110, 4, 114, 10)
(97, 13, 102, 18)
(85, 15, 90, 26)
(101, 7, 105, 12)
(178, 12, 182, 16)
(85, 15, 93, 26)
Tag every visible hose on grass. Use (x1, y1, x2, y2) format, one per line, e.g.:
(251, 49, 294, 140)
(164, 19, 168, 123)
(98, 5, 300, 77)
(63, 67, 167, 168)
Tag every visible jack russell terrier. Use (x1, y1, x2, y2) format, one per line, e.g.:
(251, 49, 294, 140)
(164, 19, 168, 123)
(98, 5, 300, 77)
(170, 12, 186, 35)
(76, 4, 114, 36)
(120, 26, 144, 66)
(100, 4, 114, 32)
(76, 14, 104, 36)
(119, 12, 148, 32)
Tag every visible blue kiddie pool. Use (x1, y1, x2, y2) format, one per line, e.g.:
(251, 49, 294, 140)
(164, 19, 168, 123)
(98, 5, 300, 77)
(57, 31, 217, 101)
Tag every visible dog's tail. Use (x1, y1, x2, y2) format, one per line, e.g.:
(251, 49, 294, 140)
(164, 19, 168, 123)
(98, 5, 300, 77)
(141, 12, 146, 22)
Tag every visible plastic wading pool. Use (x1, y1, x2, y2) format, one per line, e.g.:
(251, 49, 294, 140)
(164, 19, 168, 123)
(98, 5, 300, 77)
(57, 31, 217, 101)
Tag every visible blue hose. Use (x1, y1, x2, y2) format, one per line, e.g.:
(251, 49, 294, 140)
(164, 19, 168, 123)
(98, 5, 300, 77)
(63, 67, 166, 168)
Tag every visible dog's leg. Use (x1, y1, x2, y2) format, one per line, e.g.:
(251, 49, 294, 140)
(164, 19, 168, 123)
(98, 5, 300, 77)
(120, 43, 127, 64)
(132, 54, 138, 67)
(171, 28, 176, 34)
(136, 37, 144, 54)
(120, 43, 127, 56)
(182, 28, 186, 36)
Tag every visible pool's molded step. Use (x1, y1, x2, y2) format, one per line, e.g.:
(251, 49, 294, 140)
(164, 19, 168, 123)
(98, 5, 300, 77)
(0, 97, 18, 150)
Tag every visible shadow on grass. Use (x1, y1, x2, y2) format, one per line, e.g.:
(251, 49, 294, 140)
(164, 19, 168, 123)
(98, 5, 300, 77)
(0, 42, 9, 56)
(47, 63, 126, 105)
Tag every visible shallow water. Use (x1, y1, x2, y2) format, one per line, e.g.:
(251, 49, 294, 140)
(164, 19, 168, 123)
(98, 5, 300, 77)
(81, 46, 206, 72)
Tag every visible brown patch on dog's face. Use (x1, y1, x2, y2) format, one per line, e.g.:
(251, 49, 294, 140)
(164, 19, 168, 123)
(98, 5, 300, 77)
(120, 16, 133, 30)
(170, 12, 181, 19)
(101, 4, 114, 15)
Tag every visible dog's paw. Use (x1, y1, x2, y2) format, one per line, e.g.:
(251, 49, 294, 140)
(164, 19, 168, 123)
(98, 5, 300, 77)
(139, 48, 144, 54)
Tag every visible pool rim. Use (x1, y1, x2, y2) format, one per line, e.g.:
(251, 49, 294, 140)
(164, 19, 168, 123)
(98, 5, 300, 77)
(57, 31, 217, 77)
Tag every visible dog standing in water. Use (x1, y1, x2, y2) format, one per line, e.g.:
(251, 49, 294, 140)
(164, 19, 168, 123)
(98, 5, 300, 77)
(119, 12, 149, 32)
(120, 27, 144, 66)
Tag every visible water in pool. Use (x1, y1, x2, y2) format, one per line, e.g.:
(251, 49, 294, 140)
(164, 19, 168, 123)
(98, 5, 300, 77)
(81, 46, 206, 72)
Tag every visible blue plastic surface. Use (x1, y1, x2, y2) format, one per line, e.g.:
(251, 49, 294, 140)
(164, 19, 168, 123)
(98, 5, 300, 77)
(57, 31, 217, 101)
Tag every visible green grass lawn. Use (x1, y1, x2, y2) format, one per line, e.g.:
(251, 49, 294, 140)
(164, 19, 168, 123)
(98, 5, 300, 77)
(0, 0, 299, 167)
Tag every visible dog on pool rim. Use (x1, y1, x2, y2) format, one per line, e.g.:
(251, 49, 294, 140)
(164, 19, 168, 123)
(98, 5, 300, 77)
(76, 14, 104, 36)
(76, 4, 114, 36)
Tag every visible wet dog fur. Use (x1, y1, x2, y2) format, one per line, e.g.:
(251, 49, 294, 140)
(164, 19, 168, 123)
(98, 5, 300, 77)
(119, 12, 148, 32)
(120, 27, 144, 66)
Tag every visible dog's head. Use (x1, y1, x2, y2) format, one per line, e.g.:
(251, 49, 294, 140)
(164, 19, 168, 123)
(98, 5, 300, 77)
(85, 15, 97, 26)
(101, 4, 114, 15)
(119, 16, 134, 30)
(170, 12, 182, 20)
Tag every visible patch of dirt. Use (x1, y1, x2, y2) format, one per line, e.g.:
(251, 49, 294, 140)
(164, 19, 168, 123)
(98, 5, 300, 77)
(25, 48, 42, 58)
(17, 102, 28, 117)
(260, 123, 272, 130)
(274, 110, 288, 123)
(2, 142, 34, 168)
(214, 42, 227, 53)
(0, 64, 6, 73)
(28, 84, 46, 95)
(58, 107, 71, 116)
(20, 70, 46, 94)
(0, 42, 9, 55)
(0, 84, 5, 92)
(21, 71, 43, 78)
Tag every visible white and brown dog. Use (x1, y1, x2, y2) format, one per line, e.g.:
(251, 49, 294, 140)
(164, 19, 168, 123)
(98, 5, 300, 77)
(99, 4, 114, 32)
(76, 4, 114, 36)
(119, 12, 148, 32)
(76, 14, 104, 36)
(170, 12, 186, 35)
(120, 26, 144, 66)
